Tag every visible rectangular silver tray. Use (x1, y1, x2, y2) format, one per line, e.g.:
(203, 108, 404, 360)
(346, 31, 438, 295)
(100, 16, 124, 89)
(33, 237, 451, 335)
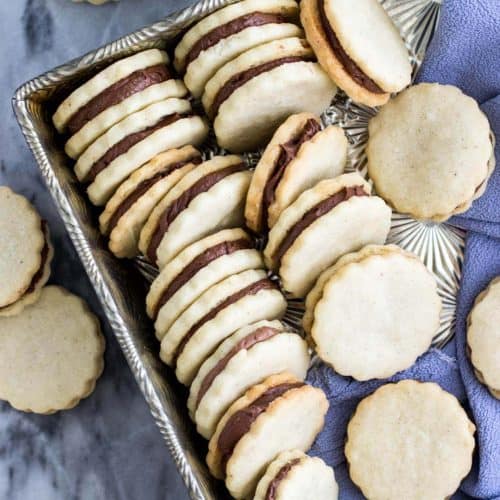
(12, 1, 453, 499)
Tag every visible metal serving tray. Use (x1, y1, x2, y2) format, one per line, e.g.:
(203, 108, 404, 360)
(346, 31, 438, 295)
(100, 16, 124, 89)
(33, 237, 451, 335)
(13, 1, 455, 498)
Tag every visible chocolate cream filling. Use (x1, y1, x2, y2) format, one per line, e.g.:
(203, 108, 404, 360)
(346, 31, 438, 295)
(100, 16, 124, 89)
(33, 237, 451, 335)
(317, 0, 384, 94)
(107, 155, 202, 234)
(172, 278, 277, 366)
(67, 64, 171, 135)
(261, 118, 322, 230)
(152, 238, 253, 319)
(86, 112, 191, 183)
(195, 326, 280, 410)
(185, 12, 287, 69)
(217, 382, 305, 474)
(146, 162, 247, 263)
(272, 185, 368, 267)
(265, 458, 302, 500)
(210, 56, 310, 118)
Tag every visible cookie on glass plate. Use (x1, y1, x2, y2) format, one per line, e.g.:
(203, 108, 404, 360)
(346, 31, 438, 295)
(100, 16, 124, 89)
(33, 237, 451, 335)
(139, 155, 251, 269)
(245, 112, 347, 233)
(0, 187, 54, 317)
(309, 245, 441, 380)
(345, 380, 475, 500)
(254, 450, 338, 500)
(188, 320, 310, 439)
(174, 0, 302, 98)
(300, 0, 411, 106)
(203, 36, 337, 152)
(467, 276, 500, 399)
(160, 269, 287, 386)
(99, 146, 202, 258)
(147, 228, 264, 339)
(367, 83, 495, 221)
(207, 372, 328, 499)
(74, 98, 208, 206)
(0, 286, 105, 414)
(264, 173, 391, 297)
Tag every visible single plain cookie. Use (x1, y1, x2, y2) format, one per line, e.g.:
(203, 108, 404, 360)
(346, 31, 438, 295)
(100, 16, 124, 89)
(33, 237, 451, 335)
(345, 380, 475, 500)
(0, 286, 105, 414)
(264, 173, 392, 297)
(188, 320, 310, 438)
(245, 112, 347, 233)
(310, 245, 441, 380)
(99, 146, 202, 258)
(147, 228, 264, 339)
(207, 372, 328, 499)
(300, 0, 411, 106)
(254, 450, 338, 500)
(160, 269, 288, 386)
(367, 83, 494, 221)
(467, 276, 500, 398)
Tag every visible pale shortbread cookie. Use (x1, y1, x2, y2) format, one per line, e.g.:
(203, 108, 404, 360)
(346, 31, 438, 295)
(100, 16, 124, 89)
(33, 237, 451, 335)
(264, 173, 392, 297)
(65, 79, 187, 160)
(99, 146, 201, 258)
(147, 228, 264, 338)
(139, 156, 251, 268)
(345, 380, 475, 500)
(311, 245, 441, 380)
(254, 450, 338, 500)
(207, 373, 328, 499)
(160, 269, 288, 385)
(0, 286, 105, 414)
(367, 83, 494, 221)
(467, 276, 500, 399)
(245, 112, 347, 232)
(188, 320, 310, 438)
(53, 49, 168, 132)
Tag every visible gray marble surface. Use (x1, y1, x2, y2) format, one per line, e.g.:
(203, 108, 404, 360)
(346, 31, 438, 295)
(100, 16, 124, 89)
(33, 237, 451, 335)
(0, 1, 196, 499)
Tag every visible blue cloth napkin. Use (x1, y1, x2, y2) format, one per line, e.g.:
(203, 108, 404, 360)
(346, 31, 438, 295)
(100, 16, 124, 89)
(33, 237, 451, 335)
(306, 1, 500, 498)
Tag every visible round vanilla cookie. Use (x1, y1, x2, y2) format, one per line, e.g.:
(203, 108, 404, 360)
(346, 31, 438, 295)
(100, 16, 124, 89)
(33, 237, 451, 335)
(99, 146, 202, 258)
(245, 112, 347, 233)
(0, 286, 105, 414)
(147, 228, 264, 338)
(300, 0, 411, 107)
(467, 276, 500, 399)
(207, 373, 328, 499)
(264, 173, 392, 297)
(367, 83, 494, 221)
(254, 450, 338, 500)
(345, 380, 475, 500)
(311, 245, 441, 380)
(188, 320, 310, 439)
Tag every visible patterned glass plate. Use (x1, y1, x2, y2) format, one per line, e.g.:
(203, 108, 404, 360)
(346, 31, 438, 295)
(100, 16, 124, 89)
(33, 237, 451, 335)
(12, 1, 452, 499)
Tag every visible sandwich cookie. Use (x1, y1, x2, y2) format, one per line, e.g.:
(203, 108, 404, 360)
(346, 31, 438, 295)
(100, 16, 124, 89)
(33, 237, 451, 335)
(160, 269, 287, 386)
(139, 155, 251, 269)
(207, 373, 328, 499)
(75, 98, 208, 206)
(174, 0, 302, 97)
(245, 112, 347, 232)
(254, 450, 338, 500)
(99, 146, 202, 258)
(188, 320, 310, 439)
(0, 187, 54, 316)
(467, 276, 500, 399)
(367, 83, 495, 221)
(264, 173, 391, 297)
(345, 380, 475, 500)
(0, 286, 105, 413)
(309, 245, 441, 380)
(204, 36, 337, 152)
(147, 228, 264, 339)
(301, 0, 412, 106)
